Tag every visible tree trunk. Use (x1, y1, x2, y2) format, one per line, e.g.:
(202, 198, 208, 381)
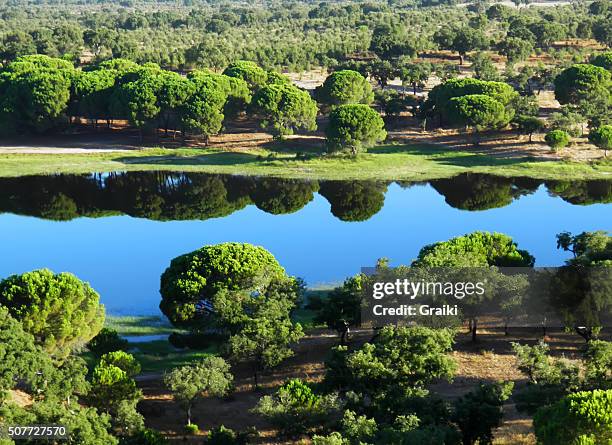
(459, 54, 464, 65)
(471, 318, 478, 342)
(575, 326, 593, 342)
(187, 403, 192, 425)
(529, 133, 533, 143)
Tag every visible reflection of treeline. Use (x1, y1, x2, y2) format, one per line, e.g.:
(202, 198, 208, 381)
(431, 173, 612, 210)
(0, 172, 385, 222)
(0, 172, 612, 221)
(0, 172, 609, 221)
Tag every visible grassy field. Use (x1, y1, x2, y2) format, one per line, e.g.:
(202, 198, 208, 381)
(1, 143, 611, 180)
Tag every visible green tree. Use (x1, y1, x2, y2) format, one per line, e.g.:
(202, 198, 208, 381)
(159, 242, 291, 327)
(450, 28, 488, 65)
(326, 104, 386, 154)
(399, 62, 432, 95)
(164, 356, 233, 426)
(318, 180, 387, 222)
(591, 52, 612, 71)
(513, 115, 545, 142)
(452, 382, 514, 445)
(498, 37, 533, 65)
(222, 60, 268, 92)
(554, 64, 611, 106)
(589, 125, 612, 156)
(99, 350, 142, 377)
(88, 327, 129, 357)
(0, 268, 105, 357)
(413, 231, 534, 267)
(89, 359, 142, 417)
(447, 94, 511, 145)
(533, 390, 612, 445)
(251, 83, 318, 139)
(545, 129, 571, 150)
(316, 70, 373, 107)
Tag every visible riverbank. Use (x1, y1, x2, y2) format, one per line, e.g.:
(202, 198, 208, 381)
(1, 143, 611, 180)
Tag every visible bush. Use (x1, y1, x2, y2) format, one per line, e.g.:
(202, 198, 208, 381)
(99, 351, 141, 377)
(119, 428, 168, 445)
(184, 424, 199, 434)
(533, 389, 612, 445)
(252, 379, 340, 437)
(88, 328, 129, 357)
(545, 129, 571, 150)
(204, 425, 252, 445)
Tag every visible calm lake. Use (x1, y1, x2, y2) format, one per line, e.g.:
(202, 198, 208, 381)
(0, 172, 610, 315)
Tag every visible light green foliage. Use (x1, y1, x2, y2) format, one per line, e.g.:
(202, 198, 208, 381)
(0, 268, 105, 357)
(533, 390, 612, 445)
(412, 231, 534, 267)
(325, 104, 386, 154)
(470, 52, 500, 81)
(589, 125, 612, 156)
(89, 361, 142, 415)
(99, 351, 142, 377)
(251, 83, 318, 139)
(545, 129, 571, 150)
(512, 341, 559, 384)
(159, 242, 288, 327)
(253, 379, 340, 437)
(451, 382, 514, 445)
(164, 356, 233, 425)
(556, 231, 612, 266)
(316, 70, 374, 107)
(120, 428, 169, 445)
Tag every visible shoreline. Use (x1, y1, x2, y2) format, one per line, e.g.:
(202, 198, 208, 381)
(1, 143, 610, 181)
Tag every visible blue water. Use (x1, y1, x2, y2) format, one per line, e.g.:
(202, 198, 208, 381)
(0, 182, 610, 315)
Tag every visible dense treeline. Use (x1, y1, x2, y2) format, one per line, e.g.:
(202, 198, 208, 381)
(0, 0, 610, 71)
(0, 172, 609, 222)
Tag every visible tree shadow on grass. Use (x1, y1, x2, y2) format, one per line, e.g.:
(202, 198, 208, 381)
(113, 151, 264, 167)
(369, 144, 550, 168)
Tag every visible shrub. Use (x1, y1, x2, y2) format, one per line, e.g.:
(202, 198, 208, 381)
(88, 328, 129, 357)
(252, 379, 340, 437)
(184, 424, 199, 434)
(119, 428, 168, 445)
(545, 129, 570, 150)
(99, 351, 141, 377)
(533, 389, 612, 445)
(204, 425, 252, 445)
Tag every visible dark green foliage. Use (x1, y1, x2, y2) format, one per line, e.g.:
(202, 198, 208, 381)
(318, 180, 387, 222)
(326, 104, 386, 154)
(314, 276, 363, 330)
(204, 425, 251, 445)
(533, 390, 612, 445)
(591, 52, 612, 71)
(222, 60, 268, 92)
(451, 382, 514, 445)
(120, 428, 169, 445)
(88, 328, 129, 357)
(0, 268, 105, 357)
(513, 115, 545, 142)
(554, 64, 611, 105)
(447, 94, 511, 142)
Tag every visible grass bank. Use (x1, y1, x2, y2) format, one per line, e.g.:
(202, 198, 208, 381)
(1, 143, 610, 180)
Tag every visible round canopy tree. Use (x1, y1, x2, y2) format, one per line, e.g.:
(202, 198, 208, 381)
(448, 94, 512, 145)
(159, 242, 288, 327)
(326, 104, 386, 154)
(0, 269, 105, 357)
(589, 125, 612, 156)
(554, 64, 611, 105)
(412, 231, 535, 267)
(222, 60, 268, 92)
(316, 70, 374, 107)
(251, 83, 318, 139)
